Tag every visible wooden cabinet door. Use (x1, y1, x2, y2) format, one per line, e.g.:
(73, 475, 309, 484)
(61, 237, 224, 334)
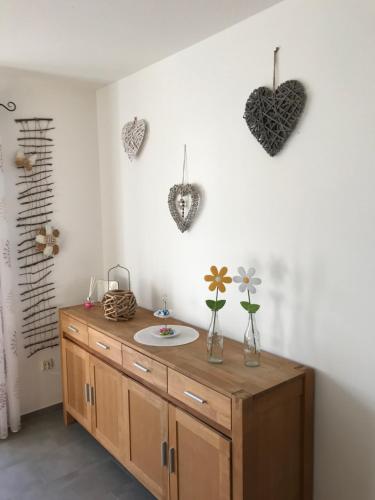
(89, 355, 125, 463)
(169, 406, 231, 500)
(61, 338, 91, 431)
(123, 378, 169, 499)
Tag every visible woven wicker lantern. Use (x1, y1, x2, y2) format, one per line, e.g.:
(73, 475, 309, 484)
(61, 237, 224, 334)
(103, 265, 137, 321)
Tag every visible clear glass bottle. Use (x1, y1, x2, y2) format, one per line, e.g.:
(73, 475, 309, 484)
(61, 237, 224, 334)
(207, 310, 223, 364)
(244, 313, 260, 367)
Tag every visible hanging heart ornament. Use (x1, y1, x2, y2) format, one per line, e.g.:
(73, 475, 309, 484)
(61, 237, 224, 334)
(244, 80, 306, 156)
(121, 117, 146, 161)
(168, 184, 200, 233)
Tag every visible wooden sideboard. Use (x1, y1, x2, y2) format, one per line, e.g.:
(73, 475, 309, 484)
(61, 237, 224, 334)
(59, 305, 314, 500)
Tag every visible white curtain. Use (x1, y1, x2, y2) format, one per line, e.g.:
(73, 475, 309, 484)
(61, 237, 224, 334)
(0, 139, 21, 439)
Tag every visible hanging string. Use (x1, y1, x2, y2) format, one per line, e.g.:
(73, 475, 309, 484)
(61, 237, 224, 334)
(181, 144, 187, 185)
(273, 46, 280, 93)
(178, 145, 187, 219)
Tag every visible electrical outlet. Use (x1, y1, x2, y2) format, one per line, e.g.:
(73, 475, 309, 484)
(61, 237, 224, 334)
(41, 358, 55, 371)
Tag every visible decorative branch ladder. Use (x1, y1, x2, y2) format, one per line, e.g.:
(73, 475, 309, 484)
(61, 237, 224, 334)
(15, 118, 59, 358)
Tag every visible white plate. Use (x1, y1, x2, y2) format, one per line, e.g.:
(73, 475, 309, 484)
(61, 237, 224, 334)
(152, 329, 180, 339)
(134, 324, 199, 347)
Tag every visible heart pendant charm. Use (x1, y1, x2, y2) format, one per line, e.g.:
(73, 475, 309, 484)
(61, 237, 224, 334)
(168, 184, 200, 233)
(121, 117, 146, 161)
(244, 80, 306, 156)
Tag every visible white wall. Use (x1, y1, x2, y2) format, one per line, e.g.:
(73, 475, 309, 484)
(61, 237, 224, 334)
(0, 68, 103, 415)
(97, 0, 375, 499)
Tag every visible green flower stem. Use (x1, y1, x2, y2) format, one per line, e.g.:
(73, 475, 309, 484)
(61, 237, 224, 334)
(209, 288, 219, 358)
(247, 289, 256, 347)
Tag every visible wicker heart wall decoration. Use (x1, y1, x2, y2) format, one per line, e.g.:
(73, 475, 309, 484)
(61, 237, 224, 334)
(168, 145, 200, 233)
(168, 183, 200, 233)
(121, 117, 146, 161)
(243, 48, 306, 156)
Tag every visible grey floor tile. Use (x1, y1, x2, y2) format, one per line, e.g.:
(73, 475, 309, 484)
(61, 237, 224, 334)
(115, 480, 156, 500)
(34, 437, 109, 483)
(67, 460, 133, 499)
(0, 461, 42, 500)
(0, 406, 155, 500)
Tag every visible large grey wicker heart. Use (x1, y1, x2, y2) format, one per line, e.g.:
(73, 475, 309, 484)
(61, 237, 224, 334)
(121, 118, 146, 161)
(244, 80, 306, 156)
(168, 184, 200, 233)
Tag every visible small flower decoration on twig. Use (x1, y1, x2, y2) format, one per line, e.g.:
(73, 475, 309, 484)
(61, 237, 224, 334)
(35, 225, 60, 257)
(15, 151, 37, 171)
(204, 265, 232, 311)
(233, 266, 261, 313)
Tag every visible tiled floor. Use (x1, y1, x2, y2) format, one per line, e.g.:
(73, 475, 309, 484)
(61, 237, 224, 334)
(0, 405, 155, 500)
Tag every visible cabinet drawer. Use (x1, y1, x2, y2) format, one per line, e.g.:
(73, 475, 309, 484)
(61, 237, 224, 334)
(168, 369, 231, 430)
(122, 346, 167, 392)
(88, 328, 122, 365)
(61, 314, 88, 345)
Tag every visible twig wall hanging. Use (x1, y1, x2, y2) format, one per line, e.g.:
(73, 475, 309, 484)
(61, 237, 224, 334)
(243, 47, 306, 156)
(14, 117, 60, 358)
(168, 145, 200, 233)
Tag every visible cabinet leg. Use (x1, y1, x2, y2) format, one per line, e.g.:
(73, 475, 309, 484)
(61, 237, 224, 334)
(63, 409, 75, 426)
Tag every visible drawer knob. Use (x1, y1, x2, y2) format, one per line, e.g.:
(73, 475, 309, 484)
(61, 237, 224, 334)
(96, 341, 110, 350)
(68, 325, 79, 333)
(133, 361, 150, 373)
(183, 390, 206, 405)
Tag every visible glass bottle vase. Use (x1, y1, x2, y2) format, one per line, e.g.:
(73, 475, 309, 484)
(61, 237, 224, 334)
(244, 313, 260, 367)
(207, 310, 223, 364)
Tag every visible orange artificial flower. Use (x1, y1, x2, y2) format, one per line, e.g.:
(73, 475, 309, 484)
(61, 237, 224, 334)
(204, 265, 232, 293)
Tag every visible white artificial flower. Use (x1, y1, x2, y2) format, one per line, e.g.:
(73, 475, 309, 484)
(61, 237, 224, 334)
(233, 267, 262, 293)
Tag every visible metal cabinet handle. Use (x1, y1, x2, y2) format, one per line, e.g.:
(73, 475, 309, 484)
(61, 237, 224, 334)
(133, 362, 150, 373)
(161, 441, 168, 466)
(68, 325, 79, 333)
(169, 447, 175, 473)
(96, 341, 110, 350)
(183, 390, 206, 405)
(84, 383, 90, 404)
(90, 386, 95, 406)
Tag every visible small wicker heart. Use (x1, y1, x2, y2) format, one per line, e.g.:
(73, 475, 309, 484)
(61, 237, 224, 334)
(168, 184, 200, 233)
(244, 80, 306, 156)
(122, 118, 146, 161)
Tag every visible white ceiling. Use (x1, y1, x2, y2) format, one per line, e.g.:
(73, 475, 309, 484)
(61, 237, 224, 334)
(0, 0, 282, 86)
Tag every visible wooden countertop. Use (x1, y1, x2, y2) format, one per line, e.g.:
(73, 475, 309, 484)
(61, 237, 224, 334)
(60, 304, 308, 399)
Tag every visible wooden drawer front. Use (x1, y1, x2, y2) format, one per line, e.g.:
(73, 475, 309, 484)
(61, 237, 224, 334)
(168, 369, 231, 430)
(88, 328, 122, 365)
(122, 346, 167, 392)
(61, 314, 88, 345)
